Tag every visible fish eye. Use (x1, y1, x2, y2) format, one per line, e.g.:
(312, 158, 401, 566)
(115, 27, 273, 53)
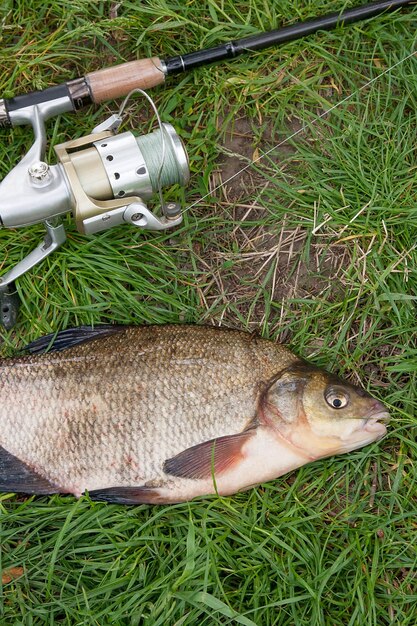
(325, 388, 349, 409)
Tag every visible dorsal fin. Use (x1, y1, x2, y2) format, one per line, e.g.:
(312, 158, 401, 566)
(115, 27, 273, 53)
(24, 325, 125, 355)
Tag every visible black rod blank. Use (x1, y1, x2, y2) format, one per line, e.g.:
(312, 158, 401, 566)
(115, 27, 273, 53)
(165, 0, 414, 74)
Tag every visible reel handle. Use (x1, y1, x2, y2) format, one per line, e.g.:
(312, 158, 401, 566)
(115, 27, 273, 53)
(86, 58, 166, 104)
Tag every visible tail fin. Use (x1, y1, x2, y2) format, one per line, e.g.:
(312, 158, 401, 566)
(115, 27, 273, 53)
(0, 446, 59, 494)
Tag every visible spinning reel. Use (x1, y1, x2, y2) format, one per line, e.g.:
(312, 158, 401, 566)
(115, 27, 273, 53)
(0, 91, 189, 328)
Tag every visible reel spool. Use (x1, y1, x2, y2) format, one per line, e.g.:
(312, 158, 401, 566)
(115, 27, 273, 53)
(56, 122, 189, 234)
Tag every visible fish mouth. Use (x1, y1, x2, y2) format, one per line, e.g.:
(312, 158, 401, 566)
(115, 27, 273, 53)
(363, 406, 390, 436)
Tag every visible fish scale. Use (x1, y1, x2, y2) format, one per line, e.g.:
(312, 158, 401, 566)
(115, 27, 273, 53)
(0, 324, 389, 503)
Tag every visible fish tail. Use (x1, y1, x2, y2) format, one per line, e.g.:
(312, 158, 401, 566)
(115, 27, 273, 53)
(0, 446, 60, 495)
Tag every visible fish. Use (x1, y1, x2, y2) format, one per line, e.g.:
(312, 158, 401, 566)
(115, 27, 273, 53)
(0, 324, 389, 504)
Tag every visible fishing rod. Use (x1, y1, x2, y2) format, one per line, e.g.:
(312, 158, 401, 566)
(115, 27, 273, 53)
(0, 0, 413, 127)
(0, 0, 414, 329)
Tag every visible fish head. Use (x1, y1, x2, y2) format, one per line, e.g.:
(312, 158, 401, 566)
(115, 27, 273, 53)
(262, 364, 390, 459)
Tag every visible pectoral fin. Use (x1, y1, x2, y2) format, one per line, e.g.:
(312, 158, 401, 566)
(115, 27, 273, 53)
(0, 446, 59, 494)
(163, 430, 255, 480)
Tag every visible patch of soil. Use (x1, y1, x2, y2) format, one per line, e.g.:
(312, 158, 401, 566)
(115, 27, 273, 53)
(192, 213, 349, 332)
(190, 112, 349, 331)
(214, 114, 302, 203)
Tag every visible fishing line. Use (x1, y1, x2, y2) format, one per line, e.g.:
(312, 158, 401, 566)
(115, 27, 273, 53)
(183, 47, 417, 214)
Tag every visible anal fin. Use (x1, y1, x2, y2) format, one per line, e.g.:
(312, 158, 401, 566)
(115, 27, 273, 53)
(88, 486, 164, 505)
(0, 446, 59, 495)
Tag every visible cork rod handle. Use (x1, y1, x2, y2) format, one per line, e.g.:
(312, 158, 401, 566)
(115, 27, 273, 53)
(86, 57, 166, 103)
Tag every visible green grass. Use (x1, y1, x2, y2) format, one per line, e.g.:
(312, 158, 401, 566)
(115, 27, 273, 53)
(1, 1, 416, 624)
